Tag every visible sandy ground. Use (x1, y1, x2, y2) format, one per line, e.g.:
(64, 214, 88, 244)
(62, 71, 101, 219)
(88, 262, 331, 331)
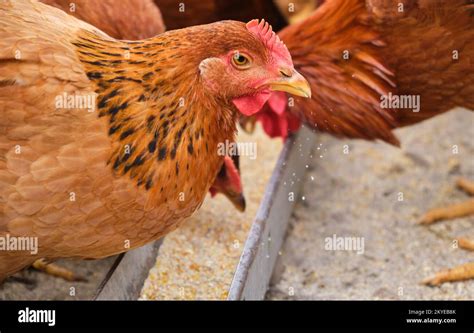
(0, 257, 116, 300)
(267, 108, 474, 300)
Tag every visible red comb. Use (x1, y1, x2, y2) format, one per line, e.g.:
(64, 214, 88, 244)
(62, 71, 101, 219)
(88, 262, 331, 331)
(246, 19, 291, 62)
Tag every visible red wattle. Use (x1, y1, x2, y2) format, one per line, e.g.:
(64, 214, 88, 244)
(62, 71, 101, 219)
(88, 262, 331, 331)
(232, 90, 272, 116)
(267, 91, 288, 115)
(255, 92, 301, 139)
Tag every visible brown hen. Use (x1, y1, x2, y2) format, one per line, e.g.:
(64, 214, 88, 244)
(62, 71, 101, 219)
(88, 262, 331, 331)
(16, 0, 246, 281)
(259, 0, 473, 142)
(0, 0, 310, 280)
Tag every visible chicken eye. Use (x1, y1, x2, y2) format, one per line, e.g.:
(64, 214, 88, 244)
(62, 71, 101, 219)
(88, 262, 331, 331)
(231, 52, 251, 69)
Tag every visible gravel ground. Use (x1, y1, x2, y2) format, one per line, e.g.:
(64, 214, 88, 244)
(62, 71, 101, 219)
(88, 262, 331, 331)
(267, 108, 474, 300)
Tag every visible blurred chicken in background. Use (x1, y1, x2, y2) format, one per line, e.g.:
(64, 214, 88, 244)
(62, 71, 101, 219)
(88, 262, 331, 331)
(41, 0, 166, 39)
(274, 0, 320, 24)
(249, 0, 474, 284)
(154, 0, 288, 30)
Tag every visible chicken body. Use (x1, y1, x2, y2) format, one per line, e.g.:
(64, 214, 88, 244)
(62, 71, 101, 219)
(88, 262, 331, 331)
(260, 0, 473, 144)
(372, 0, 474, 127)
(0, 0, 309, 280)
(41, 0, 166, 39)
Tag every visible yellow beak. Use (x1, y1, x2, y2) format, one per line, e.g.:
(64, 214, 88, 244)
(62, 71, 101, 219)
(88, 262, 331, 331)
(267, 68, 312, 98)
